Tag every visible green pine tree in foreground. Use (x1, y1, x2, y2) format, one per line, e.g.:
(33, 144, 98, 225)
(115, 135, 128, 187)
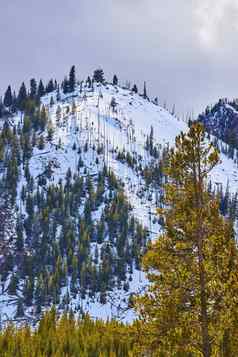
(134, 122, 238, 356)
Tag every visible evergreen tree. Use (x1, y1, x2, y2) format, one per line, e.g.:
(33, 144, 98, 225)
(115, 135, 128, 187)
(93, 68, 105, 84)
(135, 123, 238, 356)
(38, 135, 45, 150)
(37, 79, 45, 98)
(8, 274, 18, 295)
(17, 82, 27, 111)
(86, 76, 92, 88)
(113, 74, 118, 86)
(0, 98, 4, 117)
(16, 218, 24, 251)
(153, 97, 158, 105)
(15, 299, 24, 317)
(110, 97, 117, 112)
(62, 77, 69, 94)
(69, 65, 76, 93)
(56, 85, 61, 101)
(171, 103, 176, 115)
(143, 81, 147, 99)
(46, 79, 54, 93)
(3, 85, 13, 108)
(47, 121, 54, 142)
(11, 91, 17, 112)
(30, 78, 37, 99)
(39, 105, 48, 131)
(149, 125, 154, 155)
(56, 105, 62, 123)
(50, 96, 54, 106)
(132, 84, 138, 94)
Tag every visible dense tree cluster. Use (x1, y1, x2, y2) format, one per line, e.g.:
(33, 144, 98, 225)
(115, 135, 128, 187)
(0, 309, 135, 357)
(0, 111, 148, 318)
(0, 78, 57, 117)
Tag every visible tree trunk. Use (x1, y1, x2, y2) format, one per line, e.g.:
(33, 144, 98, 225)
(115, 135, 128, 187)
(194, 137, 211, 357)
(198, 240, 211, 357)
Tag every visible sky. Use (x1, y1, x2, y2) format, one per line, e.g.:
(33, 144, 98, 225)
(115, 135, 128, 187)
(1, 0, 238, 117)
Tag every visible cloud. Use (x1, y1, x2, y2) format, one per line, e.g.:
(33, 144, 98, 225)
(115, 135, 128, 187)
(1, 0, 238, 116)
(195, 0, 238, 50)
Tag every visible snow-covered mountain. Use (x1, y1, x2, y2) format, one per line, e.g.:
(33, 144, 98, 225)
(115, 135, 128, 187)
(0, 82, 238, 325)
(198, 98, 238, 148)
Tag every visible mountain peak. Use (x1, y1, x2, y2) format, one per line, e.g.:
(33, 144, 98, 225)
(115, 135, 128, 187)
(198, 98, 238, 148)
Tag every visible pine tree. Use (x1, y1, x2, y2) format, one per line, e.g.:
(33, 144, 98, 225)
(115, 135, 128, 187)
(153, 97, 158, 105)
(50, 96, 54, 106)
(143, 81, 147, 99)
(149, 125, 154, 155)
(16, 298, 24, 317)
(62, 77, 69, 94)
(16, 218, 24, 251)
(135, 123, 238, 356)
(110, 97, 117, 112)
(93, 68, 105, 84)
(37, 79, 45, 98)
(3, 85, 13, 108)
(17, 82, 27, 111)
(113, 74, 118, 86)
(39, 105, 48, 131)
(45, 79, 54, 93)
(30, 78, 37, 99)
(132, 84, 138, 94)
(11, 91, 17, 112)
(86, 76, 92, 88)
(69, 65, 76, 93)
(8, 274, 18, 295)
(171, 103, 176, 115)
(0, 98, 4, 118)
(56, 85, 61, 101)
(38, 135, 45, 150)
(56, 105, 62, 123)
(47, 121, 54, 141)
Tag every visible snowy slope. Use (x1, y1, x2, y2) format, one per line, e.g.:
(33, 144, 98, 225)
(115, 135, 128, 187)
(1, 83, 238, 325)
(42, 84, 238, 193)
(39, 84, 189, 235)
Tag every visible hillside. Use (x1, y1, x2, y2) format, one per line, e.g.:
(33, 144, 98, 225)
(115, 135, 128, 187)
(198, 98, 238, 149)
(0, 76, 237, 325)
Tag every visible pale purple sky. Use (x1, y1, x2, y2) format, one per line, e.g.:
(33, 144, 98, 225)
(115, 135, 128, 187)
(1, 0, 238, 116)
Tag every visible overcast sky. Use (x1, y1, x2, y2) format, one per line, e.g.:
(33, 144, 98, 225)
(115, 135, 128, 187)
(1, 0, 238, 116)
